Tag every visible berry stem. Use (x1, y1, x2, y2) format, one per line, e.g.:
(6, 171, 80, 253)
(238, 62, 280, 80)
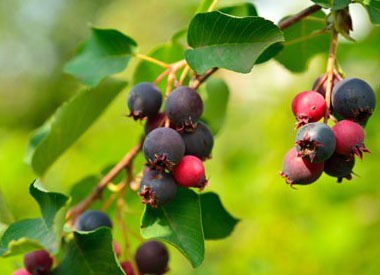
(324, 30, 338, 123)
(135, 54, 170, 68)
(179, 65, 190, 85)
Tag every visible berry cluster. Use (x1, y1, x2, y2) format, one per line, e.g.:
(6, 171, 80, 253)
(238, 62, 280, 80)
(127, 82, 214, 207)
(280, 75, 376, 186)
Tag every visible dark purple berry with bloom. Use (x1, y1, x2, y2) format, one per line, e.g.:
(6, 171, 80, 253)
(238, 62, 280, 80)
(75, 210, 112, 231)
(24, 250, 53, 275)
(128, 82, 162, 120)
(135, 240, 169, 275)
(324, 153, 355, 183)
(181, 122, 214, 160)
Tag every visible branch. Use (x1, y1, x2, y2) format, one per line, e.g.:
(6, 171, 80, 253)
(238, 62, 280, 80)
(190, 67, 218, 90)
(324, 30, 338, 123)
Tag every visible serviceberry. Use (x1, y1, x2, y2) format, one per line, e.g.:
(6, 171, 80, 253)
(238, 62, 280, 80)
(139, 170, 178, 207)
(292, 91, 326, 128)
(332, 120, 370, 159)
(121, 262, 135, 275)
(13, 270, 31, 275)
(127, 82, 162, 120)
(173, 155, 207, 190)
(165, 87, 203, 131)
(332, 78, 376, 123)
(135, 240, 169, 275)
(144, 112, 166, 135)
(75, 210, 112, 231)
(143, 127, 185, 170)
(324, 153, 355, 183)
(181, 121, 214, 160)
(280, 147, 324, 187)
(312, 74, 340, 97)
(295, 122, 336, 163)
(24, 250, 53, 275)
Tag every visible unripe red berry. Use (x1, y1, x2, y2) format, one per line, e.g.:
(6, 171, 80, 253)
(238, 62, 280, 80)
(13, 270, 31, 275)
(121, 261, 135, 275)
(173, 155, 207, 190)
(292, 91, 326, 128)
(113, 241, 121, 258)
(332, 120, 370, 159)
(24, 250, 53, 275)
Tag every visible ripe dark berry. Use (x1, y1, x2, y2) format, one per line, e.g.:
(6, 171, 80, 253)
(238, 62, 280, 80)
(121, 262, 135, 275)
(332, 120, 370, 159)
(165, 87, 203, 131)
(332, 78, 376, 123)
(312, 74, 340, 97)
(13, 270, 31, 275)
(75, 210, 112, 231)
(144, 112, 166, 135)
(181, 122, 214, 160)
(127, 82, 162, 120)
(135, 240, 169, 275)
(143, 127, 185, 170)
(292, 91, 326, 128)
(113, 241, 121, 258)
(324, 153, 355, 183)
(24, 250, 53, 275)
(173, 155, 207, 190)
(139, 170, 178, 207)
(295, 122, 336, 163)
(280, 147, 324, 187)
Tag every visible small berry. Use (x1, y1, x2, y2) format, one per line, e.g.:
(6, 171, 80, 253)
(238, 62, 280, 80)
(173, 155, 207, 190)
(139, 170, 178, 207)
(121, 262, 135, 275)
(181, 122, 214, 160)
(165, 87, 203, 131)
(292, 91, 326, 128)
(75, 210, 112, 231)
(295, 122, 336, 163)
(113, 241, 121, 258)
(135, 240, 169, 275)
(280, 147, 324, 187)
(13, 270, 31, 275)
(127, 82, 162, 120)
(332, 78, 376, 123)
(144, 112, 166, 135)
(312, 74, 340, 97)
(332, 120, 370, 159)
(324, 153, 355, 183)
(24, 250, 53, 275)
(143, 127, 185, 170)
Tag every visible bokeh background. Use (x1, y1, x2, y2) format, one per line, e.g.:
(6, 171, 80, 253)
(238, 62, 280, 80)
(1, 0, 380, 274)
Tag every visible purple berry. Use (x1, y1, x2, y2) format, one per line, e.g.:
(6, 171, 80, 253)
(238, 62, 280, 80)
(324, 153, 355, 183)
(135, 240, 169, 275)
(75, 210, 112, 231)
(128, 82, 162, 120)
(181, 122, 214, 160)
(24, 250, 53, 275)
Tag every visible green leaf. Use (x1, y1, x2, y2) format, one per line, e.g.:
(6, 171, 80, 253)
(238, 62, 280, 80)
(53, 228, 123, 275)
(275, 11, 329, 72)
(64, 27, 137, 87)
(363, 0, 380, 25)
(0, 181, 69, 256)
(199, 78, 229, 135)
(133, 42, 186, 91)
(255, 43, 284, 64)
(185, 11, 284, 74)
(200, 192, 239, 240)
(219, 3, 257, 17)
(141, 187, 204, 268)
(311, 0, 350, 10)
(26, 79, 126, 176)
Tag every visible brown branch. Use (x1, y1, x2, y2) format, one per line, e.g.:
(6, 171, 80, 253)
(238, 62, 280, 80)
(324, 30, 338, 123)
(191, 67, 218, 90)
(66, 138, 144, 222)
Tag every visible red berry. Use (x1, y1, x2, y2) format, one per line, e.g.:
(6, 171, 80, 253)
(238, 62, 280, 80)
(292, 91, 326, 128)
(173, 155, 207, 190)
(121, 261, 135, 275)
(279, 147, 324, 187)
(113, 241, 122, 258)
(13, 270, 31, 275)
(332, 120, 370, 159)
(24, 250, 53, 275)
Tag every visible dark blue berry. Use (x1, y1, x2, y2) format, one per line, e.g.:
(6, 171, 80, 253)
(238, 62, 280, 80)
(181, 122, 214, 160)
(324, 153, 355, 183)
(127, 82, 162, 120)
(165, 87, 203, 131)
(75, 210, 112, 231)
(296, 122, 336, 163)
(143, 127, 185, 170)
(139, 170, 177, 207)
(332, 78, 376, 123)
(135, 240, 169, 275)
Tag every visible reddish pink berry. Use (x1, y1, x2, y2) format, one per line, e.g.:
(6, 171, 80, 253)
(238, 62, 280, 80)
(173, 155, 207, 190)
(279, 147, 324, 187)
(332, 120, 370, 159)
(121, 261, 135, 275)
(13, 270, 31, 275)
(292, 91, 326, 128)
(24, 250, 53, 275)
(113, 241, 122, 258)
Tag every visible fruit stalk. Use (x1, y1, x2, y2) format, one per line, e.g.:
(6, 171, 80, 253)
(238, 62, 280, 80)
(324, 30, 338, 123)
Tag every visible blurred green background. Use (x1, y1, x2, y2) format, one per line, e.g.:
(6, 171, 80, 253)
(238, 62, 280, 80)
(1, 0, 380, 274)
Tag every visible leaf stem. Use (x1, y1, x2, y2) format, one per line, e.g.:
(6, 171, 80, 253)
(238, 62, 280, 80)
(278, 4, 322, 30)
(135, 54, 170, 68)
(207, 0, 219, 12)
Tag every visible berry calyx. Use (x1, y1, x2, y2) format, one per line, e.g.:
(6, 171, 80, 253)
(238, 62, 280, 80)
(13, 270, 31, 275)
(24, 250, 53, 275)
(113, 241, 121, 258)
(135, 240, 169, 275)
(121, 262, 135, 275)
(173, 155, 207, 190)
(143, 127, 185, 170)
(75, 210, 113, 231)
(295, 122, 336, 163)
(332, 120, 370, 159)
(280, 147, 324, 187)
(324, 153, 355, 183)
(127, 82, 163, 120)
(165, 87, 203, 131)
(312, 74, 340, 97)
(181, 121, 214, 160)
(292, 91, 327, 128)
(139, 170, 178, 207)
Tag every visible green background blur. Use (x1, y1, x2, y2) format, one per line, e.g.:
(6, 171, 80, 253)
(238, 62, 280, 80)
(1, 0, 380, 274)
